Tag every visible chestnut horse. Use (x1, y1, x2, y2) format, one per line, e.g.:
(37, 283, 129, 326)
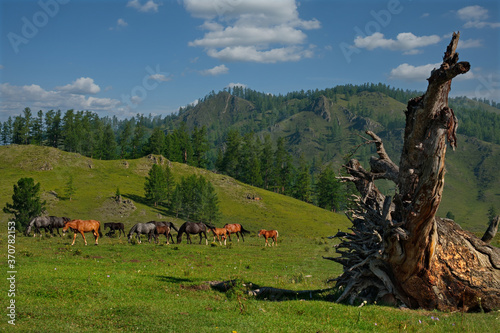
(223, 223, 250, 242)
(63, 219, 102, 246)
(258, 229, 279, 247)
(208, 226, 228, 245)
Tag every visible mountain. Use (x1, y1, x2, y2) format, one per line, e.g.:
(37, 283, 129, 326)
(167, 87, 500, 233)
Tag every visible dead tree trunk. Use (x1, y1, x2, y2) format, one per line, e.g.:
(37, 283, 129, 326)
(327, 33, 500, 312)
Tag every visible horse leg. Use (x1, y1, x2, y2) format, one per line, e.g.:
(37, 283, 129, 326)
(204, 232, 208, 245)
(71, 232, 77, 245)
(241, 231, 245, 242)
(80, 231, 88, 245)
(94, 229, 99, 245)
(236, 232, 240, 242)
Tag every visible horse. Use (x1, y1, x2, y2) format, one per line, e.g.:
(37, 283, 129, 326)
(49, 216, 71, 236)
(208, 226, 228, 245)
(154, 224, 171, 244)
(104, 222, 125, 237)
(62, 219, 102, 246)
(177, 221, 209, 245)
(25, 216, 52, 237)
(128, 223, 156, 244)
(258, 229, 279, 247)
(224, 223, 251, 242)
(147, 221, 178, 244)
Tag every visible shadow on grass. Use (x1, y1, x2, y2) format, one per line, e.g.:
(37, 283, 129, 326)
(157, 275, 194, 284)
(123, 193, 175, 218)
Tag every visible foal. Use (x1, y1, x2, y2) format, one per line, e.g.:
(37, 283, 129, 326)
(208, 227, 228, 245)
(258, 229, 279, 247)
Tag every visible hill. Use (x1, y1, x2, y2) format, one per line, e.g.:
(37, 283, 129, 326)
(0, 145, 349, 235)
(169, 89, 500, 233)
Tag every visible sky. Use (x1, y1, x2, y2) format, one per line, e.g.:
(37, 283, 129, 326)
(0, 0, 499, 122)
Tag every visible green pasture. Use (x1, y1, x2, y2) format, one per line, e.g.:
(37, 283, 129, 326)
(1, 233, 499, 332)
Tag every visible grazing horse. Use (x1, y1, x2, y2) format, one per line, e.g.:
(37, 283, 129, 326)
(128, 223, 156, 244)
(63, 219, 102, 246)
(49, 216, 71, 236)
(224, 223, 251, 242)
(25, 216, 52, 237)
(154, 225, 171, 244)
(104, 222, 125, 237)
(147, 221, 178, 244)
(208, 226, 228, 245)
(258, 229, 279, 247)
(177, 221, 209, 245)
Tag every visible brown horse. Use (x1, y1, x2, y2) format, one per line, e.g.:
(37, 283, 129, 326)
(223, 223, 250, 242)
(258, 229, 279, 247)
(208, 227, 228, 245)
(63, 219, 102, 246)
(154, 224, 171, 244)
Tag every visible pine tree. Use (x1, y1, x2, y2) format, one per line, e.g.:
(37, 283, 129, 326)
(64, 175, 76, 201)
(316, 166, 342, 212)
(3, 178, 46, 231)
(144, 164, 168, 207)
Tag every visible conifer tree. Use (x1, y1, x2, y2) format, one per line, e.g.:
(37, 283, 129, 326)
(3, 178, 46, 231)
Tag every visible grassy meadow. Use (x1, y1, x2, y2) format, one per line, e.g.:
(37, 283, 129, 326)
(1, 145, 499, 332)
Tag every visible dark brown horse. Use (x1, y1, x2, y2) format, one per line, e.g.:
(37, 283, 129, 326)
(258, 229, 279, 247)
(104, 222, 125, 237)
(223, 223, 250, 242)
(177, 221, 209, 245)
(63, 219, 102, 245)
(147, 221, 178, 244)
(208, 226, 228, 245)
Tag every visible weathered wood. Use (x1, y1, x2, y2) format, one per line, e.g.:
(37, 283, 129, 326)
(331, 32, 500, 312)
(482, 216, 499, 244)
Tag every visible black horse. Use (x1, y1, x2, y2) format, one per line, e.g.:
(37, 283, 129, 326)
(177, 221, 209, 245)
(104, 222, 125, 237)
(147, 221, 178, 243)
(49, 216, 71, 236)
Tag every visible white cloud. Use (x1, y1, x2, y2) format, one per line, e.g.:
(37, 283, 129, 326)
(207, 45, 312, 63)
(457, 5, 500, 29)
(109, 18, 128, 31)
(458, 38, 483, 49)
(149, 74, 172, 82)
(389, 62, 476, 82)
(0, 65, 4, 70)
(226, 82, 247, 89)
(56, 77, 101, 94)
(127, 0, 160, 13)
(184, 0, 320, 63)
(354, 32, 441, 52)
(389, 63, 441, 81)
(0, 81, 121, 120)
(200, 64, 229, 76)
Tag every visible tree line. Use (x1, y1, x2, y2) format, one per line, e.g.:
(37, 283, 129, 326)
(215, 130, 350, 211)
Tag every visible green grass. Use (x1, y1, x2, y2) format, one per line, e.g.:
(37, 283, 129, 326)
(1, 234, 499, 332)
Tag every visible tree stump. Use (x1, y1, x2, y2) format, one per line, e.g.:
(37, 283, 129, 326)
(327, 32, 500, 312)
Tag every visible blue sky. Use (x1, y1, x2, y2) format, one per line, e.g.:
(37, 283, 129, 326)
(1, 0, 499, 122)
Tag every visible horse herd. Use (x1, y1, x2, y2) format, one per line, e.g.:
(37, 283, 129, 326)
(25, 216, 279, 247)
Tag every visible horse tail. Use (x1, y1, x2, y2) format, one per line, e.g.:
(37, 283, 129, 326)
(98, 225, 103, 237)
(240, 225, 251, 234)
(276, 230, 279, 238)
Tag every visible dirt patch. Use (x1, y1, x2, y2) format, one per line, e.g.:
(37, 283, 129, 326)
(179, 284, 210, 291)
